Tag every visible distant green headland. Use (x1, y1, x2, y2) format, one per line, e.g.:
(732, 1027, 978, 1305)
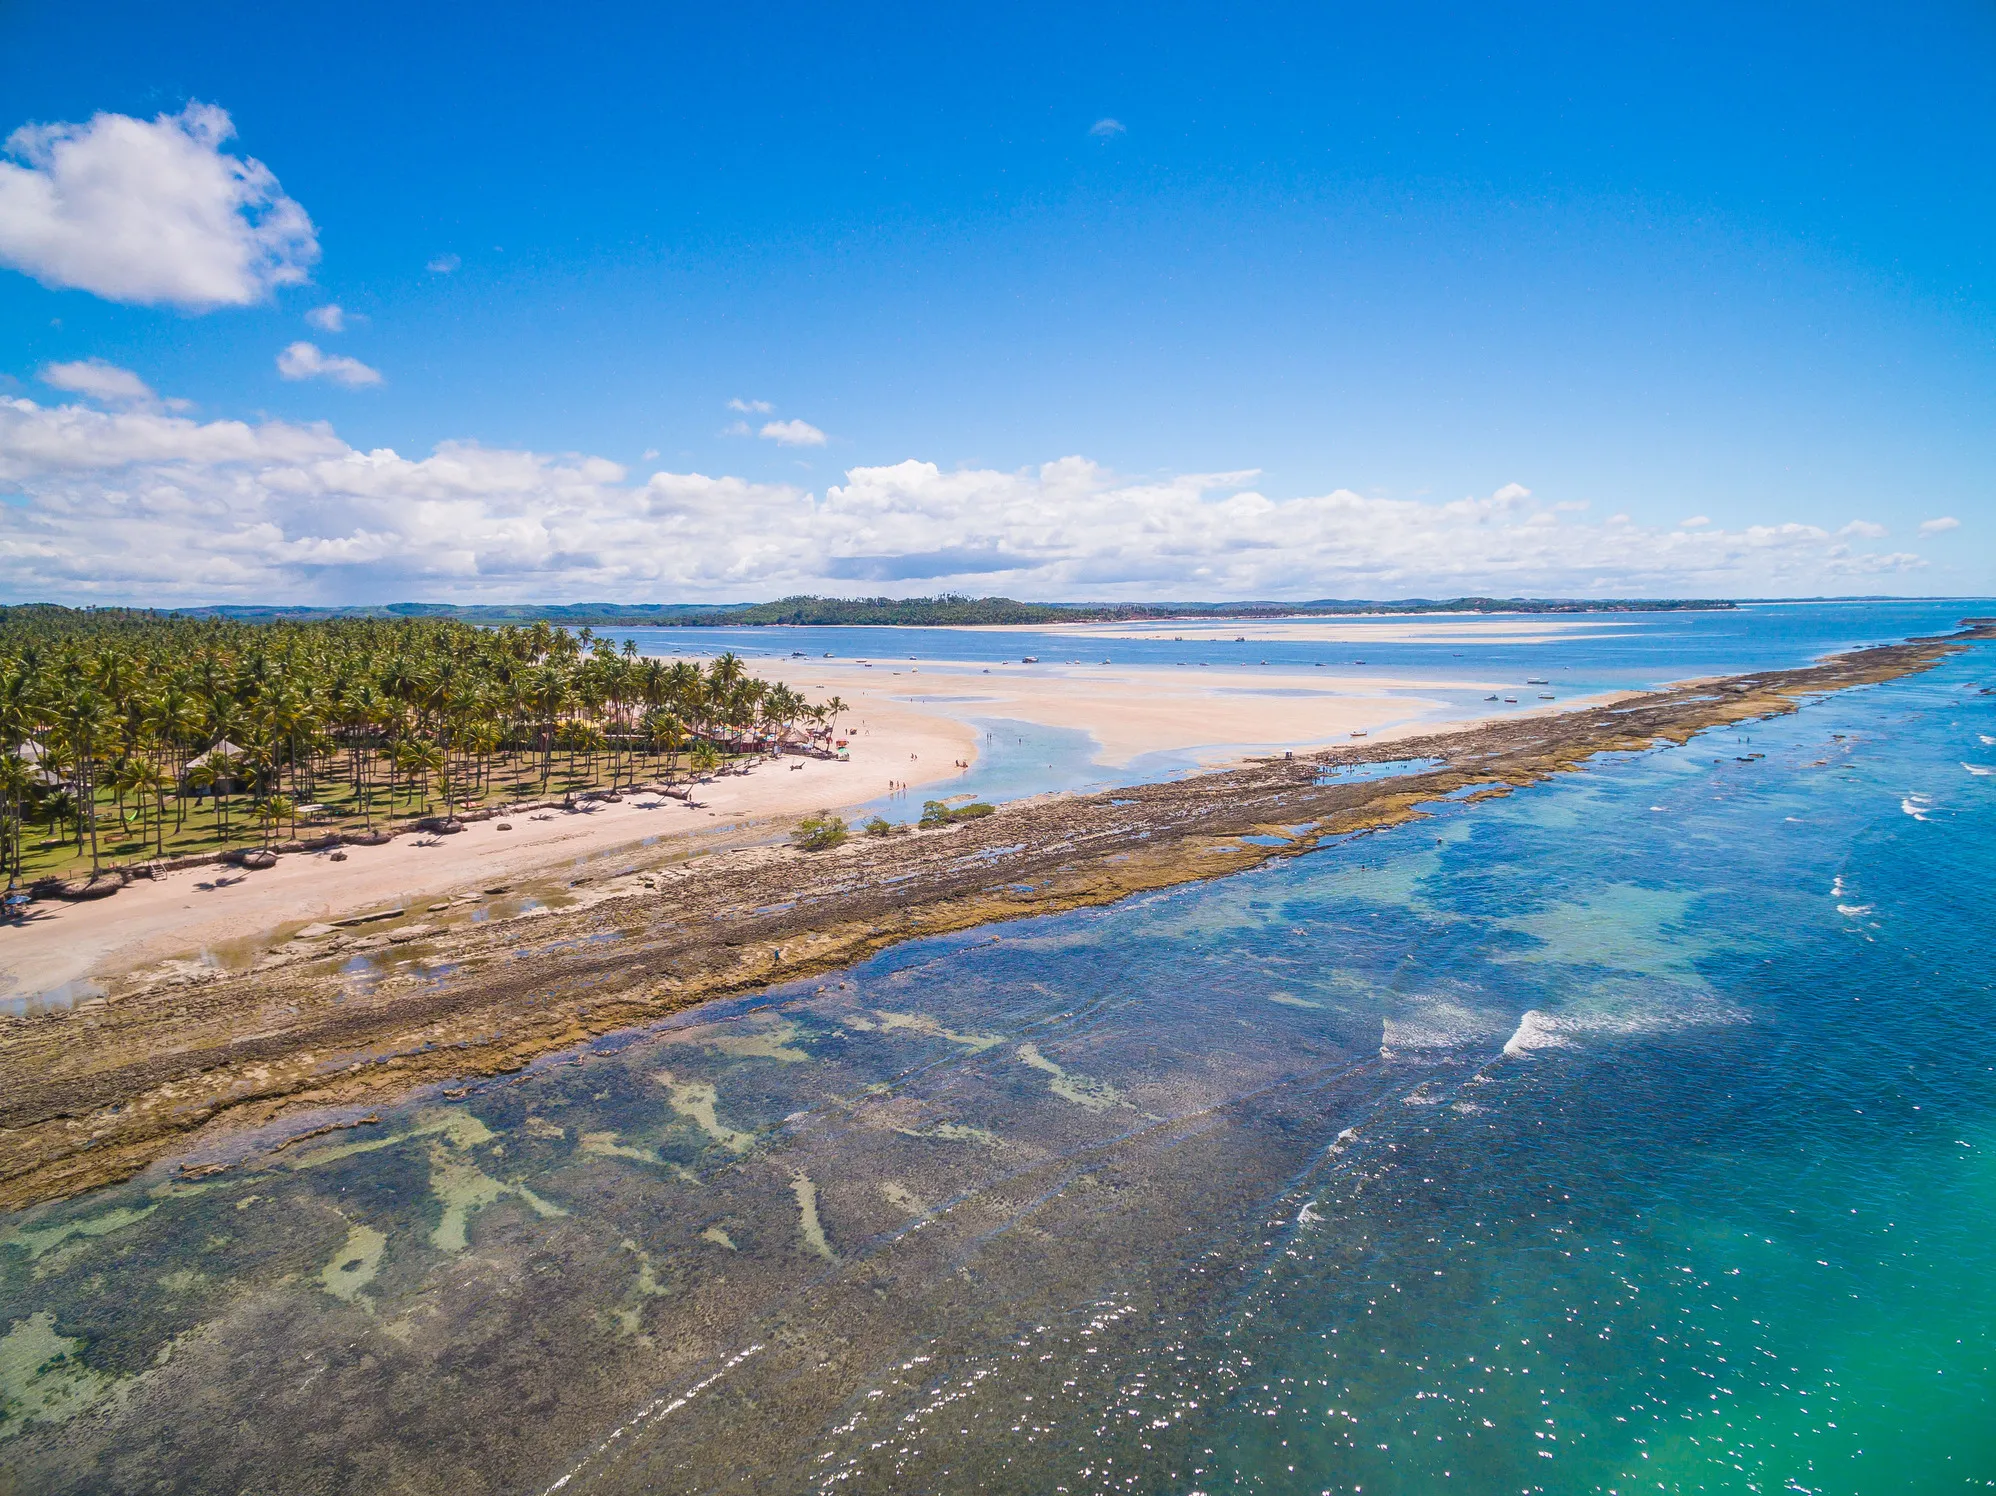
(5, 594, 1741, 629)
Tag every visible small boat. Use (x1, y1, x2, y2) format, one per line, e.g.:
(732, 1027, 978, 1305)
(1539, 693, 1556, 700)
(824, 651, 835, 657)
(1503, 697, 1518, 703)
(1350, 729, 1367, 738)
(1484, 694, 1500, 701)
(1021, 656, 1038, 663)
(1526, 678, 1549, 685)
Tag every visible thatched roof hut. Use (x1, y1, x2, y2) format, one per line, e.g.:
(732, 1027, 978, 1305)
(184, 738, 248, 770)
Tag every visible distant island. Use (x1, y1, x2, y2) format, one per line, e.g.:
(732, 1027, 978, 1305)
(8, 594, 1741, 629)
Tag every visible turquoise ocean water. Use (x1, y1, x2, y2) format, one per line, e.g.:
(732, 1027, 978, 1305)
(1, 603, 1991, 1493)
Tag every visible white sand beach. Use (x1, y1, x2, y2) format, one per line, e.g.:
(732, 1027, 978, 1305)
(0, 654, 1547, 1008)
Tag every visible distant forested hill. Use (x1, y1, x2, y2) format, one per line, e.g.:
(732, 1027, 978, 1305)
(51, 594, 1739, 627)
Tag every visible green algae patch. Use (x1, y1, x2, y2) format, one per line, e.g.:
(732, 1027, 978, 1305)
(426, 1146, 568, 1254)
(1015, 1043, 1126, 1112)
(580, 1132, 702, 1183)
(653, 1071, 756, 1153)
(579, 1131, 659, 1164)
(612, 1240, 675, 1336)
(0, 1312, 113, 1436)
(671, 1018, 813, 1063)
(896, 1122, 1007, 1149)
(318, 1222, 388, 1305)
(791, 1173, 835, 1261)
(280, 1108, 493, 1173)
(859, 1010, 1006, 1052)
(1, 1204, 159, 1265)
(701, 1226, 738, 1250)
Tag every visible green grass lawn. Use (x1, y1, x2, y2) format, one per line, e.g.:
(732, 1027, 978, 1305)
(10, 750, 716, 882)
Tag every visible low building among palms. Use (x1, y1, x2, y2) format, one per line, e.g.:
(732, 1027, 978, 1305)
(8, 740, 62, 789)
(181, 738, 249, 796)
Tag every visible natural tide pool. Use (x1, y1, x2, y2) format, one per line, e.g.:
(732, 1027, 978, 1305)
(1, 645, 1992, 1494)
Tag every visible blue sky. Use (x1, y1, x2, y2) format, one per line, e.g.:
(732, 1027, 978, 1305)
(0, 1, 1991, 603)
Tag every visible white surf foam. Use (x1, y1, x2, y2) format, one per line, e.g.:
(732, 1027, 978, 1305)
(1502, 1010, 1572, 1055)
(1901, 794, 1933, 822)
(1963, 763, 1995, 777)
(1380, 999, 1508, 1056)
(1501, 987, 1747, 1059)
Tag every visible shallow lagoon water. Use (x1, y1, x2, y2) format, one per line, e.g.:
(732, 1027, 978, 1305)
(1, 631, 1992, 1492)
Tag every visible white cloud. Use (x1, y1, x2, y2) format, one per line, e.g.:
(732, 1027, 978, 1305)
(719, 420, 752, 437)
(0, 389, 1948, 605)
(427, 253, 460, 274)
(727, 398, 773, 414)
(1838, 519, 1887, 538)
(41, 359, 156, 407)
(304, 303, 345, 332)
(0, 102, 317, 311)
(1920, 516, 1960, 533)
(1678, 515, 1711, 528)
(760, 418, 826, 447)
(276, 341, 381, 388)
(1090, 118, 1127, 137)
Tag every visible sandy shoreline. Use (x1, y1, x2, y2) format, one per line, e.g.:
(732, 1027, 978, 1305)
(2, 656, 1530, 1009)
(2, 623, 1983, 1211)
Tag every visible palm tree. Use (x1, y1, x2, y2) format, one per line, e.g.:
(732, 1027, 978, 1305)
(126, 757, 170, 858)
(397, 739, 445, 813)
(0, 753, 35, 888)
(254, 794, 295, 848)
(60, 687, 115, 874)
(43, 787, 77, 847)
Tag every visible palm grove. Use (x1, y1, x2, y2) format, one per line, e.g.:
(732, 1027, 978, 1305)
(0, 607, 842, 884)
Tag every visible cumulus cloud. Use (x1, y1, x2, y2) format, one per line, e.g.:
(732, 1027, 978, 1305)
(426, 253, 460, 274)
(276, 341, 381, 388)
(1678, 515, 1711, 528)
(41, 359, 155, 407)
(1838, 519, 1887, 538)
(760, 418, 826, 447)
(304, 303, 345, 332)
(0, 102, 317, 310)
(719, 420, 752, 438)
(727, 397, 773, 414)
(1090, 118, 1127, 137)
(0, 389, 1944, 605)
(1920, 516, 1960, 533)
